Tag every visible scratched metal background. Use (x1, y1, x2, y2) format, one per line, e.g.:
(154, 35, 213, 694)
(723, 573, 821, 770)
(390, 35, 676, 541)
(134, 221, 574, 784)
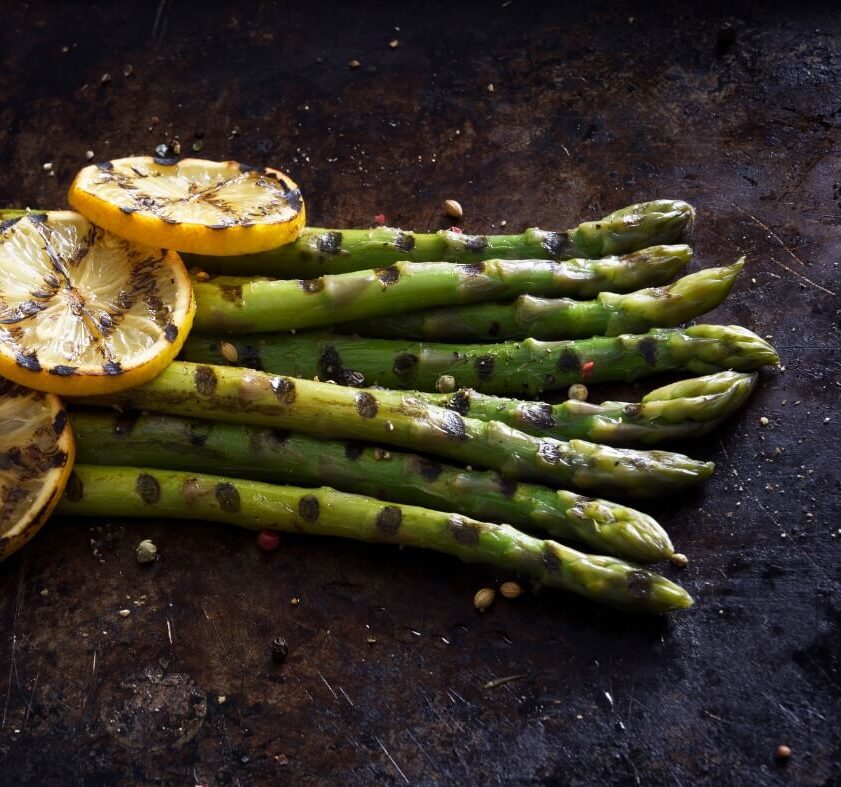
(0, 1, 839, 784)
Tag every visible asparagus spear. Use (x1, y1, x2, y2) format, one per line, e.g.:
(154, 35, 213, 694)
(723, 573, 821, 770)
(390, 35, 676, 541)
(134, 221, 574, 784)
(473, 371, 755, 443)
(183, 199, 695, 277)
(70, 409, 674, 562)
(56, 465, 693, 613)
(183, 324, 779, 396)
(334, 261, 744, 342)
(192, 246, 692, 334)
(402, 371, 758, 444)
(78, 361, 715, 498)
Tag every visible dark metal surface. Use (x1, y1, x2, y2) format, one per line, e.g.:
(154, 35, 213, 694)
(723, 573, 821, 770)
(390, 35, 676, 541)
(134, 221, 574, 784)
(1, 1, 839, 784)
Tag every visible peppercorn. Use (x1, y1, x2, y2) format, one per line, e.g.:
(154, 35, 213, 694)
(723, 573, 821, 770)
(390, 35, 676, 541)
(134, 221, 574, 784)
(257, 531, 280, 552)
(136, 539, 158, 564)
(436, 374, 457, 393)
(568, 384, 588, 401)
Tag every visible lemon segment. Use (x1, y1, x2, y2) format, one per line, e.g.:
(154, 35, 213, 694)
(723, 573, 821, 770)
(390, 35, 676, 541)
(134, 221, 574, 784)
(0, 211, 195, 395)
(68, 157, 305, 255)
(0, 379, 74, 560)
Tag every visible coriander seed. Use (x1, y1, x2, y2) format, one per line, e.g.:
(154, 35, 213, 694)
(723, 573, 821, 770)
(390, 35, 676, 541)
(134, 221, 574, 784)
(473, 587, 496, 611)
(499, 581, 523, 599)
(443, 199, 463, 219)
(219, 341, 239, 364)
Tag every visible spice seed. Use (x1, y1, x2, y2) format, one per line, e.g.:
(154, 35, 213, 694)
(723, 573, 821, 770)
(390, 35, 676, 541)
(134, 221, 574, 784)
(474, 587, 496, 611)
(219, 341, 239, 363)
(257, 530, 280, 551)
(499, 581, 523, 599)
(670, 553, 689, 567)
(568, 383, 588, 401)
(135, 539, 158, 564)
(775, 744, 791, 760)
(435, 374, 457, 393)
(443, 199, 463, 219)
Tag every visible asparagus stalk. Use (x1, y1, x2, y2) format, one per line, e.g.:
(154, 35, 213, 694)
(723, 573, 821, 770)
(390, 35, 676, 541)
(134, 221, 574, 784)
(335, 261, 744, 342)
(70, 409, 674, 562)
(192, 246, 692, 334)
(183, 324, 779, 396)
(402, 371, 759, 445)
(78, 361, 715, 498)
(183, 199, 695, 277)
(56, 465, 693, 613)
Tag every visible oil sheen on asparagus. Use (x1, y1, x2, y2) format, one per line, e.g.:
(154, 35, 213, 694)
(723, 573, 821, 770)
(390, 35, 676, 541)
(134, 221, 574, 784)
(333, 261, 744, 342)
(77, 361, 715, 498)
(70, 409, 674, 562)
(183, 324, 779, 396)
(184, 199, 695, 277)
(57, 465, 694, 612)
(191, 246, 692, 334)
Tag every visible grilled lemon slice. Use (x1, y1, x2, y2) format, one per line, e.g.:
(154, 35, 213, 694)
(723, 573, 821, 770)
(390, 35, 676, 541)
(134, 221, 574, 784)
(67, 157, 305, 255)
(0, 211, 194, 395)
(0, 378, 74, 560)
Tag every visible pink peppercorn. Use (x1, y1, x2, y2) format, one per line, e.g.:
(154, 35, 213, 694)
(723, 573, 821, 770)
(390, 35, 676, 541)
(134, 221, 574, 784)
(257, 530, 280, 551)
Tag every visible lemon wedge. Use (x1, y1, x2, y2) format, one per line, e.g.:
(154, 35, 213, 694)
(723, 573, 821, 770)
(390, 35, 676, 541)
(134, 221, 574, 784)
(0, 378, 74, 560)
(68, 157, 305, 255)
(0, 211, 194, 395)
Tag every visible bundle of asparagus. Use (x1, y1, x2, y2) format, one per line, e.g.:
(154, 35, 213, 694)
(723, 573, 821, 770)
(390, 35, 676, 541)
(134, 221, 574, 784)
(55, 195, 778, 614)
